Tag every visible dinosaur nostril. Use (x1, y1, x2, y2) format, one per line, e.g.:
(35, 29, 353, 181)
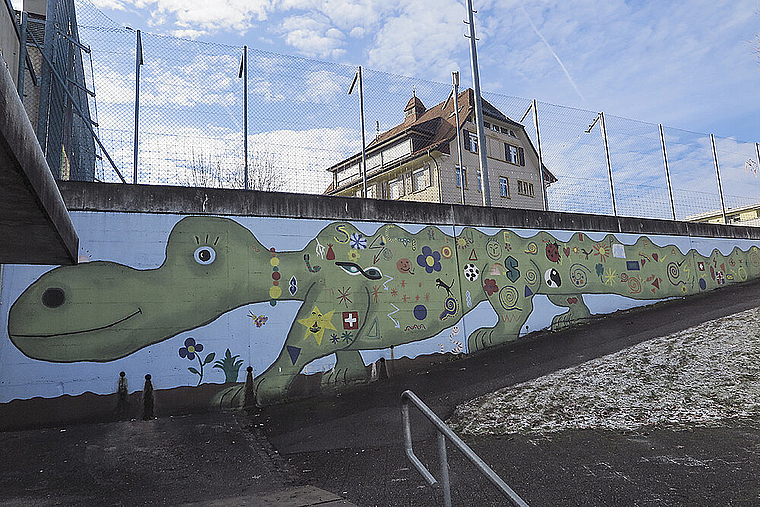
(42, 288, 65, 308)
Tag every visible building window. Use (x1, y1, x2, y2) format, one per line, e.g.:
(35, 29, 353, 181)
(366, 184, 377, 199)
(491, 124, 500, 132)
(389, 177, 404, 199)
(517, 180, 534, 197)
(505, 144, 525, 166)
(499, 177, 509, 198)
(455, 166, 467, 188)
(413, 166, 430, 192)
(483, 121, 490, 128)
(464, 131, 478, 153)
(477, 170, 482, 192)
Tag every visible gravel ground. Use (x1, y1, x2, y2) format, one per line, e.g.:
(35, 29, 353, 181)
(449, 307, 760, 435)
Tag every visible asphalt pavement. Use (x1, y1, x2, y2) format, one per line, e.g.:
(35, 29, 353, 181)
(2, 279, 760, 506)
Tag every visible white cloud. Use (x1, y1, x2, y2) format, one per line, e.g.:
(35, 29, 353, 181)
(279, 14, 347, 59)
(133, 0, 271, 33)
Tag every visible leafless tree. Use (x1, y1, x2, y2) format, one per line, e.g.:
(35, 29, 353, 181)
(180, 149, 285, 191)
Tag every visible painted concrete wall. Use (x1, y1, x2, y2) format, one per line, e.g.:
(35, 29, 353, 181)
(1, 182, 759, 428)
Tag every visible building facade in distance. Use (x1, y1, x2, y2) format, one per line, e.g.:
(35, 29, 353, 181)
(325, 88, 556, 209)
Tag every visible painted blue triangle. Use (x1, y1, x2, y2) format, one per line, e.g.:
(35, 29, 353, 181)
(524, 285, 533, 297)
(287, 346, 301, 365)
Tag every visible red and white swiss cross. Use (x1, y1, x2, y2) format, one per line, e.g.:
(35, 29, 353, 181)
(342, 311, 359, 330)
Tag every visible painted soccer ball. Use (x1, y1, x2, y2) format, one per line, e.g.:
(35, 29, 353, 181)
(544, 268, 561, 288)
(463, 263, 480, 282)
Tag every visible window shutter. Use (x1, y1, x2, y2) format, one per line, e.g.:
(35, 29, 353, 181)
(518, 147, 525, 166)
(463, 130, 470, 150)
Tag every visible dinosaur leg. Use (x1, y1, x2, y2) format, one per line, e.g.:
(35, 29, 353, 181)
(321, 350, 367, 389)
(547, 294, 592, 331)
(255, 285, 340, 405)
(467, 294, 532, 352)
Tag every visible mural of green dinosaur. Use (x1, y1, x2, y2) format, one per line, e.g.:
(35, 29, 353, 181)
(7, 216, 760, 404)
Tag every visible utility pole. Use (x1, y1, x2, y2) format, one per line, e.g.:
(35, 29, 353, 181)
(464, 0, 490, 206)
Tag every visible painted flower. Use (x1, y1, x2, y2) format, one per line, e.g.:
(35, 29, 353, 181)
(179, 337, 203, 360)
(348, 249, 361, 261)
(417, 246, 442, 273)
(349, 233, 367, 250)
(483, 278, 498, 296)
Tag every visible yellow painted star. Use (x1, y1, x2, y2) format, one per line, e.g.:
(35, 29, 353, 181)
(297, 305, 337, 346)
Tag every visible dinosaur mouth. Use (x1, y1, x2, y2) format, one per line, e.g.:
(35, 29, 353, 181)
(11, 307, 143, 338)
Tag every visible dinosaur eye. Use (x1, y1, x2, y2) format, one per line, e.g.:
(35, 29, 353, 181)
(194, 246, 216, 265)
(337, 262, 361, 275)
(42, 287, 65, 308)
(363, 267, 382, 280)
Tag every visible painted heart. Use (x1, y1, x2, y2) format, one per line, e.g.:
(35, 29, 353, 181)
(652, 253, 658, 262)
(640, 258, 646, 266)
(567, 297, 578, 304)
(563, 247, 571, 257)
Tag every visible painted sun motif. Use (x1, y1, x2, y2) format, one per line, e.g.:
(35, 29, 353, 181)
(297, 305, 337, 345)
(593, 243, 610, 262)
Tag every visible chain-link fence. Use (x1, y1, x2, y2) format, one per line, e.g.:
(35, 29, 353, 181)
(34, 0, 760, 223)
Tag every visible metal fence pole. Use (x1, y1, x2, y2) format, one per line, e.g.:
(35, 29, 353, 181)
(756, 142, 760, 175)
(348, 66, 367, 197)
(599, 112, 616, 216)
(242, 45, 248, 190)
(659, 124, 676, 220)
(17, 12, 27, 96)
(452, 72, 465, 205)
(133, 29, 142, 184)
(710, 133, 727, 224)
(533, 99, 547, 211)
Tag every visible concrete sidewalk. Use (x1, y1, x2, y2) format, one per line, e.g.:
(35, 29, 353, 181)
(0, 411, 355, 506)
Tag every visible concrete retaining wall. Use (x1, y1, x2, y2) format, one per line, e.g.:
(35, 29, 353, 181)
(1, 181, 759, 429)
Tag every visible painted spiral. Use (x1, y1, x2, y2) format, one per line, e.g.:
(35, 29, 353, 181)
(439, 296, 458, 321)
(569, 263, 590, 288)
(524, 269, 538, 285)
(498, 286, 520, 311)
(666, 262, 682, 285)
(628, 276, 642, 294)
(524, 242, 538, 255)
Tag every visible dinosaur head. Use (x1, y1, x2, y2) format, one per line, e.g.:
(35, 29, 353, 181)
(8, 216, 269, 362)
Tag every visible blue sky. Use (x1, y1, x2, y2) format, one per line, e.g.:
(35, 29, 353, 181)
(45, 0, 760, 142)
(12, 0, 760, 215)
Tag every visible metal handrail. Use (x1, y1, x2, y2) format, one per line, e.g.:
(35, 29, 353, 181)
(401, 390, 529, 507)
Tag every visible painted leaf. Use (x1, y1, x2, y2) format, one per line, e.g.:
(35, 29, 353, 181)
(188, 367, 200, 375)
(203, 352, 216, 365)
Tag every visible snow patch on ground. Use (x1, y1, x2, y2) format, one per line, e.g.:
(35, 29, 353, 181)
(449, 308, 760, 435)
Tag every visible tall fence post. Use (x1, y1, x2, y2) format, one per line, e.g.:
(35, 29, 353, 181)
(533, 99, 547, 211)
(241, 46, 248, 190)
(17, 12, 28, 96)
(348, 66, 367, 197)
(600, 112, 616, 216)
(449, 71, 465, 205)
(710, 133, 727, 224)
(755, 142, 760, 176)
(659, 124, 676, 220)
(133, 29, 143, 184)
